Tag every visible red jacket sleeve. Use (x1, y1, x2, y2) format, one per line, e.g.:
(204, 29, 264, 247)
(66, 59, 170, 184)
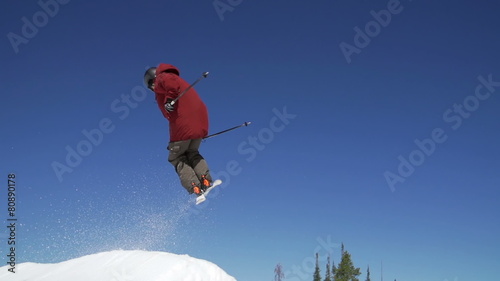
(155, 73, 181, 120)
(157, 73, 180, 99)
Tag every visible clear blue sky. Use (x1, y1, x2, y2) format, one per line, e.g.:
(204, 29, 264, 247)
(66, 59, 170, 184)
(1, 1, 500, 280)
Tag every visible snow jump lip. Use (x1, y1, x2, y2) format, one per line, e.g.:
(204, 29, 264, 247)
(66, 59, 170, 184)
(0, 250, 237, 281)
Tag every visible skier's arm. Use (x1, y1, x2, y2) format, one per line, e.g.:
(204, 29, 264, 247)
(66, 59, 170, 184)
(157, 74, 181, 112)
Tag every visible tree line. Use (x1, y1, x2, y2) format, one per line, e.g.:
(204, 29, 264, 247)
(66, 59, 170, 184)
(274, 243, 397, 281)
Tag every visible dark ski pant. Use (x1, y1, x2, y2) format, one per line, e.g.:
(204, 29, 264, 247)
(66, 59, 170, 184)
(168, 139, 213, 194)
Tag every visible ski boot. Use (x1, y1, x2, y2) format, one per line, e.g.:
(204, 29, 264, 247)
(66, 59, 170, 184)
(201, 175, 212, 192)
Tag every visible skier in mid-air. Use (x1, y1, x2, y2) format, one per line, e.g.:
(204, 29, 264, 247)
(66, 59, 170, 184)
(144, 63, 214, 200)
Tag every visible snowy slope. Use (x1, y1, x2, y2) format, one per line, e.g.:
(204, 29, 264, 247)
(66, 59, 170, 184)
(0, 250, 237, 281)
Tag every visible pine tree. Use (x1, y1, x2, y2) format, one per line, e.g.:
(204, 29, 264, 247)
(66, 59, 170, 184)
(333, 245, 361, 281)
(332, 258, 337, 280)
(365, 266, 371, 281)
(274, 263, 284, 281)
(324, 256, 332, 281)
(313, 253, 322, 281)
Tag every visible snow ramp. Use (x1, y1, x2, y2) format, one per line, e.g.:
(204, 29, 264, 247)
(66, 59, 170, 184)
(0, 250, 237, 281)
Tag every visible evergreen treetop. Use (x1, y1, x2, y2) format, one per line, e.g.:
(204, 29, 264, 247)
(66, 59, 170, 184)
(314, 253, 322, 281)
(333, 247, 361, 281)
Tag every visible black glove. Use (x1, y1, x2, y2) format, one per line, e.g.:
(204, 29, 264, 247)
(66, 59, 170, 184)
(165, 102, 174, 112)
(164, 98, 175, 112)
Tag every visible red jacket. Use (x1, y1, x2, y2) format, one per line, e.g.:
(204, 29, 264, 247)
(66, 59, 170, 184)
(154, 64, 209, 142)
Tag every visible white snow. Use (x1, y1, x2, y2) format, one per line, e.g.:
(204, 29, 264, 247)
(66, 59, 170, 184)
(0, 250, 237, 281)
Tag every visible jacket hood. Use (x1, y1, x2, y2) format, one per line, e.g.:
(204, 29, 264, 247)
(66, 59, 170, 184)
(156, 63, 180, 76)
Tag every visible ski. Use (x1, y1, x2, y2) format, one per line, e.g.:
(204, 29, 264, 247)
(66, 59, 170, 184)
(195, 179, 223, 205)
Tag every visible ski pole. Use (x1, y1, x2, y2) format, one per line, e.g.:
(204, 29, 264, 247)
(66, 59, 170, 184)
(168, 72, 209, 108)
(203, 122, 252, 140)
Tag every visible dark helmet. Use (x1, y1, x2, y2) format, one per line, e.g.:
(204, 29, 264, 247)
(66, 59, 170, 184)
(144, 67, 156, 90)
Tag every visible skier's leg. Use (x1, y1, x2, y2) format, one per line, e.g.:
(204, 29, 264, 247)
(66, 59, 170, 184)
(185, 138, 213, 186)
(168, 140, 202, 194)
